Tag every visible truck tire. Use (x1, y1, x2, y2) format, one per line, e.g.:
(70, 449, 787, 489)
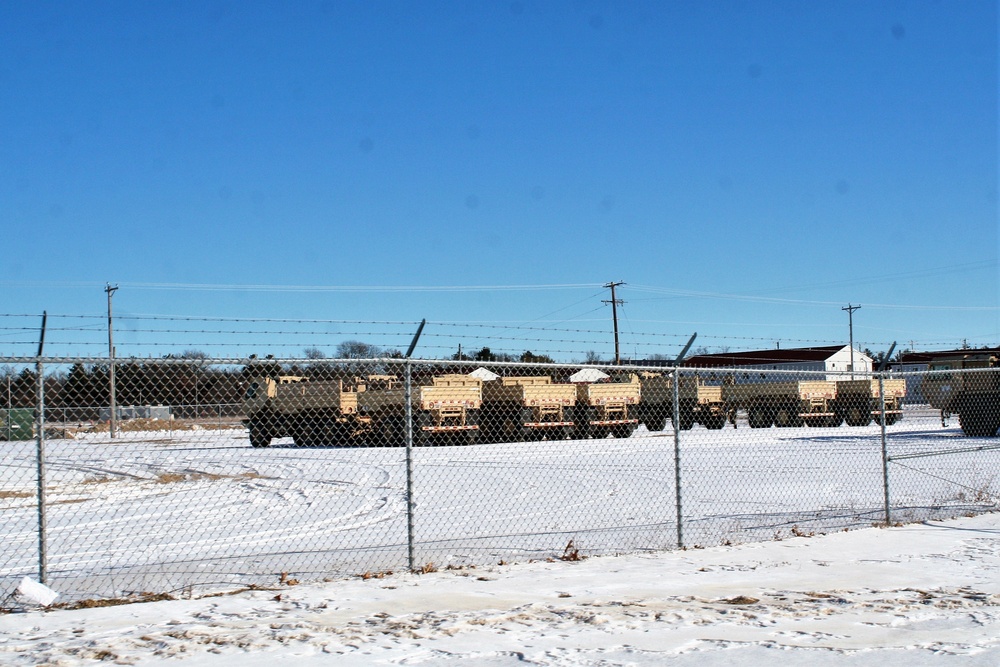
(702, 414, 726, 430)
(249, 419, 272, 448)
(747, 405, 771, 429)
(844, 400, 872, 427)
(881, 413, 900, 426)
(646, 410, 668, 432)
(959, 402, 1000, 437)
(673, 407, 695, 431)
(575, 406, 595, 439)
(612, 422, 636, 439)
(774, 406, 800, 428)
(374, 416, 405, 447)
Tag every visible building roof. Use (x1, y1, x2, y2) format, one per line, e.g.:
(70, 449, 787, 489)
(682, 345, 854, 368)
(898, 347, 1000, 364)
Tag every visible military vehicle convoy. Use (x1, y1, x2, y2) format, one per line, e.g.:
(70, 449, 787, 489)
(919, 351, 1000, 437)
(243, 372, 483, 448)
(242, 366, 910, 447)
(716, 377, 907, 429)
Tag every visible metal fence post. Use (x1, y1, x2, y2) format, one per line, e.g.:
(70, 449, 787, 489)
(404, 360, 415, 571)
(35, 358, 48, 584)
(879, 374, 891, 525)
(673, 367, 683, 549)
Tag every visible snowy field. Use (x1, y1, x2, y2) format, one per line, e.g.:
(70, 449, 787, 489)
(2, 405, 999, 604)
(2, 512, 1000, 665)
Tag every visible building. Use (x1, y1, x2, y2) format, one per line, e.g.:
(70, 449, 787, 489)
(681, 345, 873, 382)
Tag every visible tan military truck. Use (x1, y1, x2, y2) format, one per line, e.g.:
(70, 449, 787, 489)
(635, 372, 727, 431)
(834, 378, 907, 426)
(574, 374, 641, 438)
(723, 380, 839, 428)
(480, 376, 577, 442)
(358, 373, 483, 446)
(919, 351, 1000, 437)
(243, 374, 366, 448)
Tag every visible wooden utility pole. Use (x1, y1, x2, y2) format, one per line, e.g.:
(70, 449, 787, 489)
(603, 281, 625, 364)
(842, 303, 860, 379)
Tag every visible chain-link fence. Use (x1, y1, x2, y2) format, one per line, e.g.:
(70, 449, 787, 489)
(2, 356, 998, 603)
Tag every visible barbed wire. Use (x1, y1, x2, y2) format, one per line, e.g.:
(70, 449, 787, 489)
(0, 312, 992, 359)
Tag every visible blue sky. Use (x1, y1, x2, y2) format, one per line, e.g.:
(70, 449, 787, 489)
(1, 1, 997, 361)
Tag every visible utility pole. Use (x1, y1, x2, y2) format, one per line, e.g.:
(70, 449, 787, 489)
(842, 303, 860, 379)
(106, 284, 119, 439)
(603, 281, 625, 364)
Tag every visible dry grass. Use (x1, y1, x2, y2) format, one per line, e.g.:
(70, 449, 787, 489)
(559, 539, 584, 562)
(81, 419, 244, 434)
(54, 592, 176, 610)
(155, 471, 263, 484)
(0, 490, 32, 499)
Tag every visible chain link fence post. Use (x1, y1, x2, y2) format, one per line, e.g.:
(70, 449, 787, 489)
(673, 366, 683, 549)
(879, 373, 891, 525)
(34, 357, 48, 584)
(404, 359, 415, 572)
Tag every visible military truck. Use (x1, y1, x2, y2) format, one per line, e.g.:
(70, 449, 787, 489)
(243, 374, 366, 448)
(480, 376, 577, 442)
(833, 378, 907, 426)
(723, 379, 839, 428)
(573, 374, 641, 438)
(634, 372, 727, 431)
(358, 373, 483, 446)
(920, 351, 1000, 437)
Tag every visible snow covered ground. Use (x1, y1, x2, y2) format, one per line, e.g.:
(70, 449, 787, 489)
(2, 406, 998, 605)
(2, 512, 1000, 665)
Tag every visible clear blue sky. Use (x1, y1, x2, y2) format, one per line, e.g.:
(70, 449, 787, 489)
(1, 1, 997, 361)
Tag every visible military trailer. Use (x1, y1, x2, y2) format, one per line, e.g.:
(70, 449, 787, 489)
(358, 373, 483, 446)
(723, 380, 839, 428)
(573, 374, 641, 438)
(243, 375, 366, 448)
(480, 376, 577, 442)
(635, 372, 727, 431)
(834, 378, 907, 426)
(920, 352, 1000, 437)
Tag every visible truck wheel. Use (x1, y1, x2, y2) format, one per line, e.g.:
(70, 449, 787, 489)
(575, 407, 595, 439)
(959, 403, 999, 437)
(774, 407, 796, 428)
(844, 402, 872, 427)
(612, 423, 636, 438)
(747, 406, 771, 428)
(375, 416, 405, 447)
(702, 414, 726, 430)
(519, 408, 535, 442)
(646, 412, 668, 432)
(249, 422, 271, 448)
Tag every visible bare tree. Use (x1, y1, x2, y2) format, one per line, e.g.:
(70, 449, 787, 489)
(336, 340, 382, 359)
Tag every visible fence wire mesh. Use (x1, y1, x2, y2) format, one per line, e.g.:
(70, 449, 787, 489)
(1, 356, 998, 603)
